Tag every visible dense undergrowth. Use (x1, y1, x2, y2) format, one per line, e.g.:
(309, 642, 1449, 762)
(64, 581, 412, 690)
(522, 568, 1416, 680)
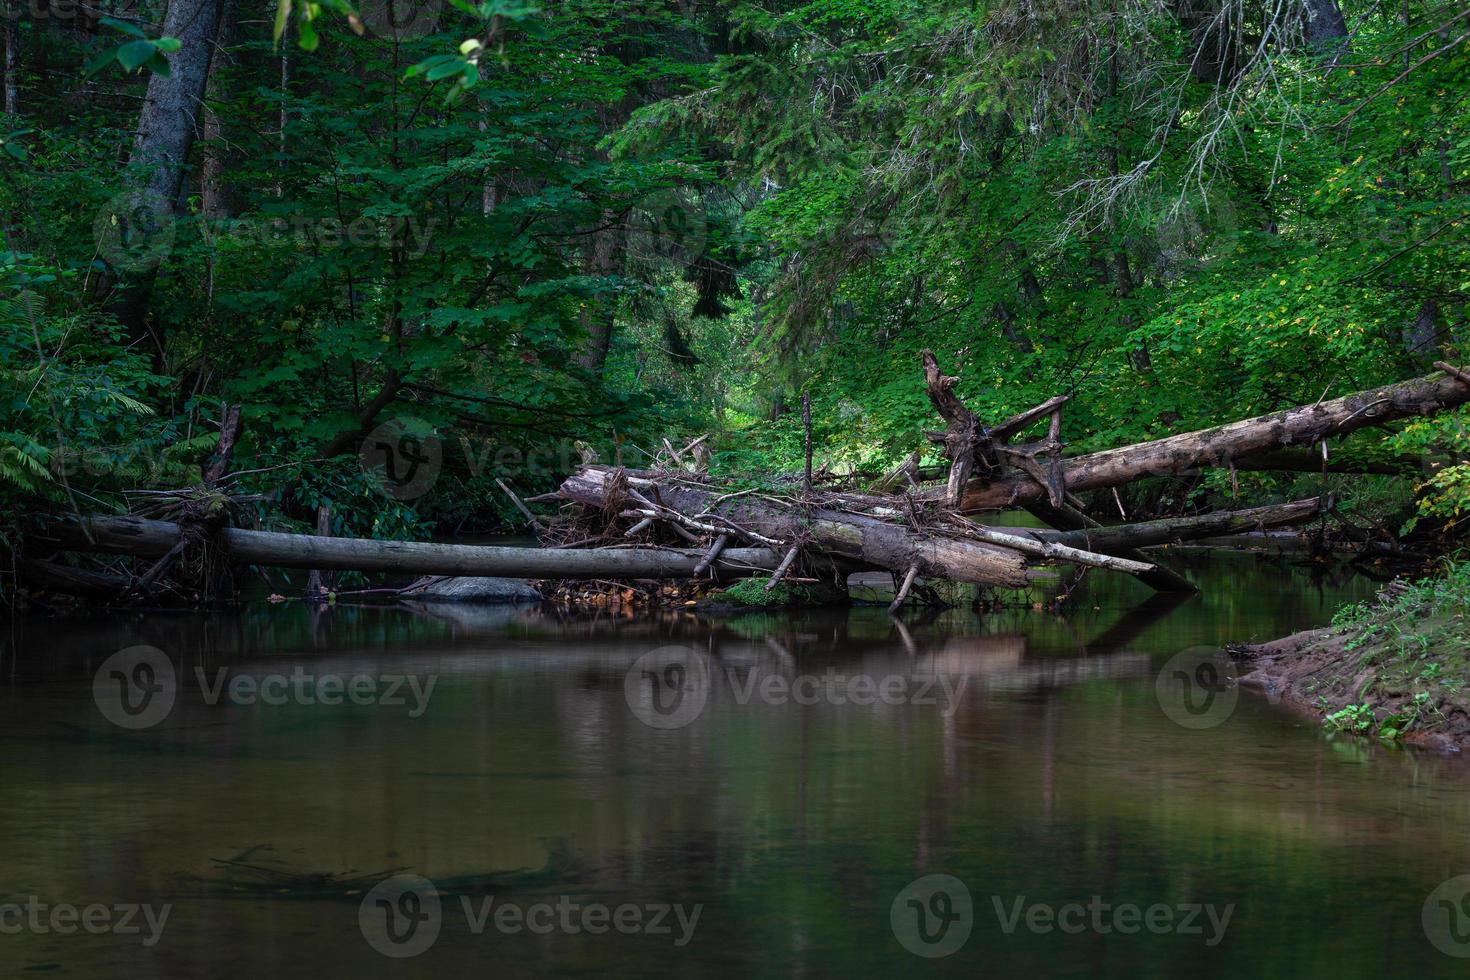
(3, 0, 1470, 579)
(1314, 560, 1470, 741)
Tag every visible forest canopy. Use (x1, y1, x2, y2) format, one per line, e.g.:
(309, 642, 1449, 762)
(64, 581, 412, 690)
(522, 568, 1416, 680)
(1, 0, 1467, 545)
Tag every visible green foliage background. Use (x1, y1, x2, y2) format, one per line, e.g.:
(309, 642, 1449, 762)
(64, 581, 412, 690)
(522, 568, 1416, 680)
(2, 0, 1469, 551)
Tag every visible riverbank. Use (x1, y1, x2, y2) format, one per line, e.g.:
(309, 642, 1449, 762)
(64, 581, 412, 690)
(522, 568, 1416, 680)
(1233, 561, 1470, 752)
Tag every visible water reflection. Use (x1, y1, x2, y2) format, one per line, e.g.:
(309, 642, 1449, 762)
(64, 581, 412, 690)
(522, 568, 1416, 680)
(2, 554, 1468, 977)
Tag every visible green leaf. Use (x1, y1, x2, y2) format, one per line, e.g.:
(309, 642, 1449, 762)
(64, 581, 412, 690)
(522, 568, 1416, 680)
(426, 58, 467, 82)
(297, 19, 319, 51)
(116, 40, 158, 72)
(82, 47, 119, 79)
(154, 37, 183, 53)
(406, 54, 459, 79)
(99, 16, 148, 38)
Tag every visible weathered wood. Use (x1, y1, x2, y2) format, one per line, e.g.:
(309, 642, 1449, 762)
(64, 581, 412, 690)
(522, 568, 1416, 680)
(19, 560, 131, 599)
(35, 515, 810, 580)
(305, 503, 335, 601)
(693, 534, 729, 576)
(1025, 500, 1198, 593)
(872, 451, 921, 493)
(201, 403, 243, 487)
(888, 564, 920, 614)
(990, 395, 1072, 443)
(496, 477, 546, 529)
(1027, 497, 1323, 551)
(960, 368, 1470, 511)
(956, 523, 1156, 574)
(765, 545, 801, 591)
(922, 350, 982, 507)
(560, 467, 1031, 588)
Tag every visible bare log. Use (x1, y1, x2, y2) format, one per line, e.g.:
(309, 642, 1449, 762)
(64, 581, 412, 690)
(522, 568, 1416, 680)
(19, 560, 131, 599)
(872, 451, 921, 493)
(559, 467, 1031, 588)
(959, 368, 1470, 511)
(1026, 500, 1197, 593)
(34, 515, 815, 580)
(765, 545, 801, 591)
(888, 564, 920, 615)
(305, 503, 335, 601)
(957, 523, 1156, 574)
(922, 350, 981, 507)
(1027, 497, 1324, 551)
(693, 534, 729, 576)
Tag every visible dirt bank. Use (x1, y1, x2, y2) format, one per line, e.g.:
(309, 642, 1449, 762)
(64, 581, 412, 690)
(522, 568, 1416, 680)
(1232, 572, 1470, 752)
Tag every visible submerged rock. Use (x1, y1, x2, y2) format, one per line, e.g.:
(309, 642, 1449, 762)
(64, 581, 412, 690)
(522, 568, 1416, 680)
(402, 575, 542, 603)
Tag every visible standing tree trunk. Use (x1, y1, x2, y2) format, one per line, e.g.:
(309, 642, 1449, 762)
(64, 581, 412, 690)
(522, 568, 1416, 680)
(200, 0, 237, 219)
(1302, 0, 1349, 64)
(3, 0, 19, 116)
(113, 0, 226, 351)
(575, 214, 624, 375)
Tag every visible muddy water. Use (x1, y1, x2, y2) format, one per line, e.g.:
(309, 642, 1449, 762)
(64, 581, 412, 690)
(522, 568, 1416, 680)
(3, 555, 1470, 977)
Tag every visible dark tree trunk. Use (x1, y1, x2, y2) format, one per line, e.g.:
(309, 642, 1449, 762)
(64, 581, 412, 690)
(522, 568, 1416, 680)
(575, 216, 624, 375)
(3, 0, 18, 116)
(1302, 0, 1350, 64)
(200, 0, 237, 219)
(113, 0, 226, 350)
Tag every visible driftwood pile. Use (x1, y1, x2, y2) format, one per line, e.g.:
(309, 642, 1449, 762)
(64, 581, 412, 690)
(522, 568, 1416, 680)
(22, 355, 1470, 608)
(534, 353, 1470, 606)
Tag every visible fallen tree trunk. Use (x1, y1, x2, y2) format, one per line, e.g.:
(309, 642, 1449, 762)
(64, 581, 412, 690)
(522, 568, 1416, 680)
(1024, 500, 1197, 593)
(556, 467, 1035, 587)
(28, 359, 1466, 606)
(956, 367, 1470, 511)
(1026, 497, 1324, 551)
(33, 515, 824, 580)
(19, 559, 132, 599)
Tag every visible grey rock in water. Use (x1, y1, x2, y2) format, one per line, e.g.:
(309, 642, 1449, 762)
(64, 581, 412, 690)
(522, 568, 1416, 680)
(404, 576, 542, 603)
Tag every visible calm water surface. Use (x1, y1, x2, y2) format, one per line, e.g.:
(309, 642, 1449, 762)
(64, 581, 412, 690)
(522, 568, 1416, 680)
(4, 554, 1470, 978)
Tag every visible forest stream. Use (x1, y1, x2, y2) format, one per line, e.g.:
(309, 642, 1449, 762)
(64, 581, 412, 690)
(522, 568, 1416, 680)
(5, 554, 1470, 978)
